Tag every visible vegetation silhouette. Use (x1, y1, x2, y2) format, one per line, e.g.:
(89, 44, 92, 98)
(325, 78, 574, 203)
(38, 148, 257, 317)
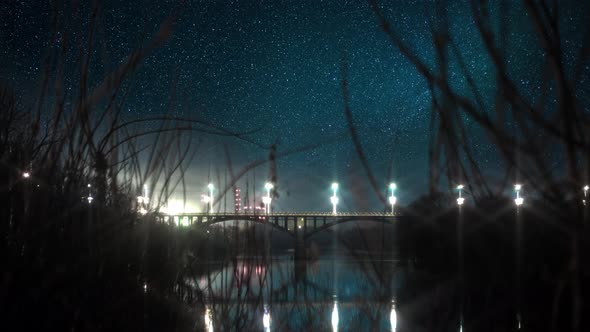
(3, 0, 590, 331)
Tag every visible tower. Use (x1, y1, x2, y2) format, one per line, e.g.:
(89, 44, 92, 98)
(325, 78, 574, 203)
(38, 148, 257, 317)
(234, 187, 241, 213)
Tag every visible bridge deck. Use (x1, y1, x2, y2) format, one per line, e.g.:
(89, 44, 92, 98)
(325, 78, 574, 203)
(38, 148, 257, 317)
(166, 212, 399, 217)
(155, 212, 399, 239)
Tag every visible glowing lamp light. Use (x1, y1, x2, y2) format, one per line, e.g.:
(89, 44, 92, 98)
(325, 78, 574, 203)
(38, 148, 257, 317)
(389, 183, 397, 214)
(206, 183, 214, 213)
(330, 196, 339, 214)
(457, 184, 465, 206)
(389, 195, 397, 214)
(390, 302, 397, 332)
(205, 306, 213, 332)
(262, 196, 272, 214)
(330, 183, 339, 214)
(331, 300, 339, 332)
(23, 172, 30, 178)
(263, 305, 271, 330)
(388, 196, 397, 206)
(264, 182, 273, 214)
(514, 184, 523, 206)
(87, 196, 94, 204)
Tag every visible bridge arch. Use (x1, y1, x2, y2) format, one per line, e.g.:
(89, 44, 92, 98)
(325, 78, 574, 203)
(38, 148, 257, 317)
(200, 216, 295, 237)
(303, 216, 396, 240)
(160, 213, 398, 239)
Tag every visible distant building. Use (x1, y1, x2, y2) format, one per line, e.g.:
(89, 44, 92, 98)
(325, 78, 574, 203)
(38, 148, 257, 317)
(243, 205, 265, 213)
(234, 188, 241, 213)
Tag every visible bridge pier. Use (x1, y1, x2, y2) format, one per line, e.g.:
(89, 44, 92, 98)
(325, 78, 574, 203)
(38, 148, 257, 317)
(294, 237, 308, 283)
(294, 237, 307, 261)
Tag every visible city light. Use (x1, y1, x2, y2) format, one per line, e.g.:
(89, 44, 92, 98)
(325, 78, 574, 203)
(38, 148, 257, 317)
(514, 184, 523, 206)
(262, 196, 271, 214)
(161, 199, 199, 215)
(136, 184, 149, 214)
(389, 183, 397, 214)
(457, 184, 465, 206)
(584, 185, 589, 206)
(264, 182, 273, 214)
(87, 184, 93, 204)
(23, 172, 30, 178)
(330, 182, 339, 214)
(207, 183, 214, 213)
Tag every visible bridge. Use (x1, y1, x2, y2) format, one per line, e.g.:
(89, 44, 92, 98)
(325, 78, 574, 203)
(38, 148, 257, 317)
(156, 212, 399, 239)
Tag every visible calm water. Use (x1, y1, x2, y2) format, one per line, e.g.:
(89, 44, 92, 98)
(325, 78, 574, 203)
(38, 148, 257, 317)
(194, 255, 409, 331)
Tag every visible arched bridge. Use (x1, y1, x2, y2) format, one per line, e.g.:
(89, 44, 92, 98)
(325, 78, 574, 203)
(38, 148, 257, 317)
(156, 212, 400, 239)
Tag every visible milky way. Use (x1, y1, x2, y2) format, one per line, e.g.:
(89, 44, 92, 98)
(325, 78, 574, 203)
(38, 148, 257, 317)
(2, 0, 589, 210)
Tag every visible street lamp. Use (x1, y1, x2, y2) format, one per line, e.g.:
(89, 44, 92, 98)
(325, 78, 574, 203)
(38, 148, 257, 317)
(330, 182, 339, 214)
(23, 172, 30, 179)
(583, 185, 589, 206)
(389, 183, 397, 214)
(514, 184, 523, 206)
(136, 184, 149, 213)
(87, 183, 93, 204)
(264, 182, 273, 214)
(457, 184, 465, 206)
(262, 196, 271, 215)
(207, 183, 214, 213)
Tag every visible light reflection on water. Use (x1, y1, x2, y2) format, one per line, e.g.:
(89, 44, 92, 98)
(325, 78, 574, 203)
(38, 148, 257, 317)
(204, 305, 213, 332)
(197, 256, 404, 331)
(331, 299, 338, 332)
(391, 302, 397, 332)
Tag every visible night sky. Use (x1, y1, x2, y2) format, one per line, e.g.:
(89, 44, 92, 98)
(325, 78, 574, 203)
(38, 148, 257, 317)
(2, 0, 589, 211)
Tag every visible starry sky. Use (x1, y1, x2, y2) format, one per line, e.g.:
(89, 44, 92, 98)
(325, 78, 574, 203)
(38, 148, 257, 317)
(2, 0, 589, 211)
